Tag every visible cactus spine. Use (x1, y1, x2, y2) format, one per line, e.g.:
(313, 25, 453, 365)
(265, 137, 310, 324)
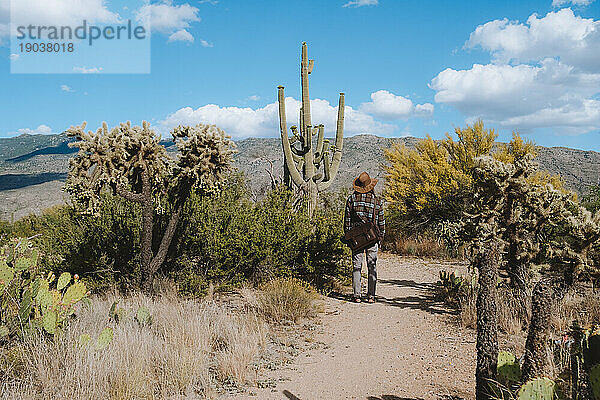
(278, 42, 344, 216)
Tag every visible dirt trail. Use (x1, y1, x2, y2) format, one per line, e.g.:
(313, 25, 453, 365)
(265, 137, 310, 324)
(225, 253, 477, 400)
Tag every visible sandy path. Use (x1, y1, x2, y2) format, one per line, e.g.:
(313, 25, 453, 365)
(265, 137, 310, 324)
(225, 253, 477, 400)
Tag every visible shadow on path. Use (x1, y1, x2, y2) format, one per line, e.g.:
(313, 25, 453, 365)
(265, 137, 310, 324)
(282, 390, 302, 400)
(378, 278, 434, 291)
(0, 173, 67, 191)
(367, 396, 424, 400)
(327, 277, 453, 315)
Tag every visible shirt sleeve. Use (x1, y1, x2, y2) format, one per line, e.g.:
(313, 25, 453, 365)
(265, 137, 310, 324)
(344, 196, 352, 232)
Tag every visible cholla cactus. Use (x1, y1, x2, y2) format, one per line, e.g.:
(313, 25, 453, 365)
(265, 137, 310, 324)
(449, 154, 600, 391)
(277, 42, 344, 216)
(65, 122, 236, 290)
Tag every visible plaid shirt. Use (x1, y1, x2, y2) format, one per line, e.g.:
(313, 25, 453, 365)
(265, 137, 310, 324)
(344, 191, 385, 240)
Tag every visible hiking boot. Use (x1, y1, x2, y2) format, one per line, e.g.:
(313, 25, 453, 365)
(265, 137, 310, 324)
(366, 296, 376, 303)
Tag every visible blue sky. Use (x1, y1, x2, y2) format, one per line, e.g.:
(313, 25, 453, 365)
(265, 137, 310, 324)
(0, 0, 599, 151)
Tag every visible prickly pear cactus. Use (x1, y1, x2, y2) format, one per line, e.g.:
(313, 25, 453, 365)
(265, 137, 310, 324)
(35, 285, 53, 311)
(1, 239, 88, 340)
(0, 260, 14, 293)
(42, 310, 57, 334)
(135, 306, 151, 327)
(590, 364, 600, 400)
(96, 327, 114, 350)
(586, 331, 600, 366)
(108, 301, 127, 323)
(63, 281, 87, 305)
(516, 377, 556, 400)
(56, 272, 71, 291)
(78, 333, 92, 347)
(497, 350, 521, 383)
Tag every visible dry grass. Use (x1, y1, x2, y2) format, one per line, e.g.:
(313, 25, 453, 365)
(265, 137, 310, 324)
(386, 234, 449, 258)
(0, 294, 267, 400)
(257, 278, 322, 324)
(458, 282, 530, 334)
(458, 282, 600, 336)
(551, 289, 600, 333)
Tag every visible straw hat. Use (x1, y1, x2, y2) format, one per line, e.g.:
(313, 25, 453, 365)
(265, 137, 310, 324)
(353, 172, 378, 193)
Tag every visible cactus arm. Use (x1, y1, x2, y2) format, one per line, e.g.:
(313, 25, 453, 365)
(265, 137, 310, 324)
(322, 151, 331, 182)
(318, 93, 344, 191)
(301, 42, 312, 130)
(278, 86, 305, 187)
(308, 59, 314, 74)
(297, 159, 305, 176)
(290, 144, 303, 156)
(315, 125, 325, 158)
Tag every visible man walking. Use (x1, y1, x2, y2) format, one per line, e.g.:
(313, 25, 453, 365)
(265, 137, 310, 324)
(344, 172, 385, 303)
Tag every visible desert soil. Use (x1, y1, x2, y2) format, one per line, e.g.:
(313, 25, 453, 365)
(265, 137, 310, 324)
(224, 253, 480, 400)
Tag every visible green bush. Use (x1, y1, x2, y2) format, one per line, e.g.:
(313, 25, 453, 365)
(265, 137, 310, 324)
(1, 173, 350, 296)
(4, 196, 142, 293)
(170, 175, 350, 295)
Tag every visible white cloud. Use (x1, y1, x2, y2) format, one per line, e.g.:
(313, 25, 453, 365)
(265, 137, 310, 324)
(199, 39, 213, 47)
(73, 66, 103, 73)
(159, 97, 395, 138)
(135, 1, 201, 43)
(61, 84, 74, 92)
(342, 0, 378, 7)
(13, 125, 54, 136)
(247, 95, 261, 101)
(552, 0, 594, 7)
(430, 59, 600, 132)
(466, 9, 600, 72)
(168, 29, 194, 43)
(432, 9, 600, 134)
(360, 90, 434, 120)
(9, 53, 19, 61)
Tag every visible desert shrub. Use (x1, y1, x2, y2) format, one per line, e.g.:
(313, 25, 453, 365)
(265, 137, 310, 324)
(1, 174, 350, 296)
(0, 294, 266, 399)
(583, 185, 600, 214)
(169, 176, 350, 296)
(257, 277, 321, 324)
(6, 196, 142, 293)
(436, 270, 467, 305)
(383, 122, 568, 243)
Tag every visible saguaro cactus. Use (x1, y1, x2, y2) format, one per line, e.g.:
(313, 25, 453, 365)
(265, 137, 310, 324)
(278, 42, 345, 216)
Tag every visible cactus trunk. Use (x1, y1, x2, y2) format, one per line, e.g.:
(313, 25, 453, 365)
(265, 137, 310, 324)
(277, 42, 344, 216)
(475, 242, 499, 400)
(522, 279, 557, 382)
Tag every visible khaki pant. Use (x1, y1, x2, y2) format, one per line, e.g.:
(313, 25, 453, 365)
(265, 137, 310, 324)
(352, 243, 378, 298)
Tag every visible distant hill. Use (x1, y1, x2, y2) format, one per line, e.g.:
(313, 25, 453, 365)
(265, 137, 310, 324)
(1, 133, 599, 221)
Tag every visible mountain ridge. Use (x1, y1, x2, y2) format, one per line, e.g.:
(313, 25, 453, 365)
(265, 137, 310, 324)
(1, 133, 599, 221)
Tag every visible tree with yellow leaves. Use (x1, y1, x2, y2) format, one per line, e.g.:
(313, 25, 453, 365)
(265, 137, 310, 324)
(384, 120, 573, 294)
